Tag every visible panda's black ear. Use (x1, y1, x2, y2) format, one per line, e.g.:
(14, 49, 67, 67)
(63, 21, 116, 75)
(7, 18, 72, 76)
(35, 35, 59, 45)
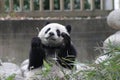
(66, 25, 71, 34)
(45, 22, 50, 25)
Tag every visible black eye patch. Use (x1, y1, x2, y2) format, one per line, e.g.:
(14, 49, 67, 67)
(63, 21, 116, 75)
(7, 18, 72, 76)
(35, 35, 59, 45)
(56, 29, 60, 37)
(45, 28, 51, 34)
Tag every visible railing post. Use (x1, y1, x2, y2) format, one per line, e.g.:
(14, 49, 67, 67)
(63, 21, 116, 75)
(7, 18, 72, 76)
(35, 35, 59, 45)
(80, 0, 84, 10)
(70, 0, 74, 11)
(39, 0, 43, 11)
(60, 0, 64, 11)
(9, 0, 14, 12)
(0, 0, 4, 12)
(50, 0, 54, 11)
(100, 0, 104, 10)
(90, 0, 95, 10)
(30, 0, 34, 11)
(119, 0, 120, 8)
(19, 0, 24, 11)
(112, 0, 114, 10)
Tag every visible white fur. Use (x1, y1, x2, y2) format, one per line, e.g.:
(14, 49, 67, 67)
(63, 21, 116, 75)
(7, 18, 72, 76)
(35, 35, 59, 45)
(38, 23, 69, 46)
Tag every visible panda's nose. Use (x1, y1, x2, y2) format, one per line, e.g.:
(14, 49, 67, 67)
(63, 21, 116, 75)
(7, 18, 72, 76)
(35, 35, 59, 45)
(49, 32, 54, 36)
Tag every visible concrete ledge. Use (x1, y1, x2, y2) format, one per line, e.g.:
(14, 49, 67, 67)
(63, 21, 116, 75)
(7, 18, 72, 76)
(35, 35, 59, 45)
(0, 19, 116, 64)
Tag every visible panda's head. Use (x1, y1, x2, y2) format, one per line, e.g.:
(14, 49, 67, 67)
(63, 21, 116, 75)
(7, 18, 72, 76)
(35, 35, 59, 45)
(38, 23, 71, 47)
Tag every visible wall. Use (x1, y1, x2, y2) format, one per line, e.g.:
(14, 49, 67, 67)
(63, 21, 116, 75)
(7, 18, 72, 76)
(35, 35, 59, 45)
(0, 19, 116, 64)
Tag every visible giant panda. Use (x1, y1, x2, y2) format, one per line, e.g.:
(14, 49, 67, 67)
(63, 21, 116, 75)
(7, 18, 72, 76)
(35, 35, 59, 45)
(28, 22, 77, 70)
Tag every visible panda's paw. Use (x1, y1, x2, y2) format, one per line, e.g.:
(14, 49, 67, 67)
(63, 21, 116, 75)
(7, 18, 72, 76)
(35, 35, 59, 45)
(61, 32, 71, 47)
(31, 37, 42, 48)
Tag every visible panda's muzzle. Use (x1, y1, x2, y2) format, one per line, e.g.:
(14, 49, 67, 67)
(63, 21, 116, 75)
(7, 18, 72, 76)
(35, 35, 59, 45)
(49, 32, 54, 36)
(46, 32, 56, 40)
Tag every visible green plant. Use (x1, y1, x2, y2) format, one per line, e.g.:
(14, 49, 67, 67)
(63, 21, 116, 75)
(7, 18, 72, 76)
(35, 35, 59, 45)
(0, 74, 16, 80)
(1, 42, 120, 80)
(5, 74, 16, 80)
(41, 60, 52, 77)
(84, 44, 120, 80)
(24, 44, 120, 80)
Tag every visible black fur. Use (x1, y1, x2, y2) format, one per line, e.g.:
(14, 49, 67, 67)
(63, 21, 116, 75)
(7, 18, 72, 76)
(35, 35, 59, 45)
(45, 28, 51, 34)
(45, 22, 50, 25)
(66, 25, 71, 34)
(28, 37, 45, 70)
(28, 34, 76, 70)
(28, 24, 76, 70)
(57, 33, 76, 69)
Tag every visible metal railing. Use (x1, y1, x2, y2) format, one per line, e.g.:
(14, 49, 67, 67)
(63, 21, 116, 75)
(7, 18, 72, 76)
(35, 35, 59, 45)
(0, 0, 115, 17)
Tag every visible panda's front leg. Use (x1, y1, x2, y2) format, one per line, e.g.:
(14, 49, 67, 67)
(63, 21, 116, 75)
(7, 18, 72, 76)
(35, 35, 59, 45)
(28, 37, 45, 70)
(61, 33, 71, 48)
(57, 33, 77, 69)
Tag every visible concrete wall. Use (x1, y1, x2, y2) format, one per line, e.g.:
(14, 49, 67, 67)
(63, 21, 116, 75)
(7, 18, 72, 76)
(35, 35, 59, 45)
(0, 19, 116, 64)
